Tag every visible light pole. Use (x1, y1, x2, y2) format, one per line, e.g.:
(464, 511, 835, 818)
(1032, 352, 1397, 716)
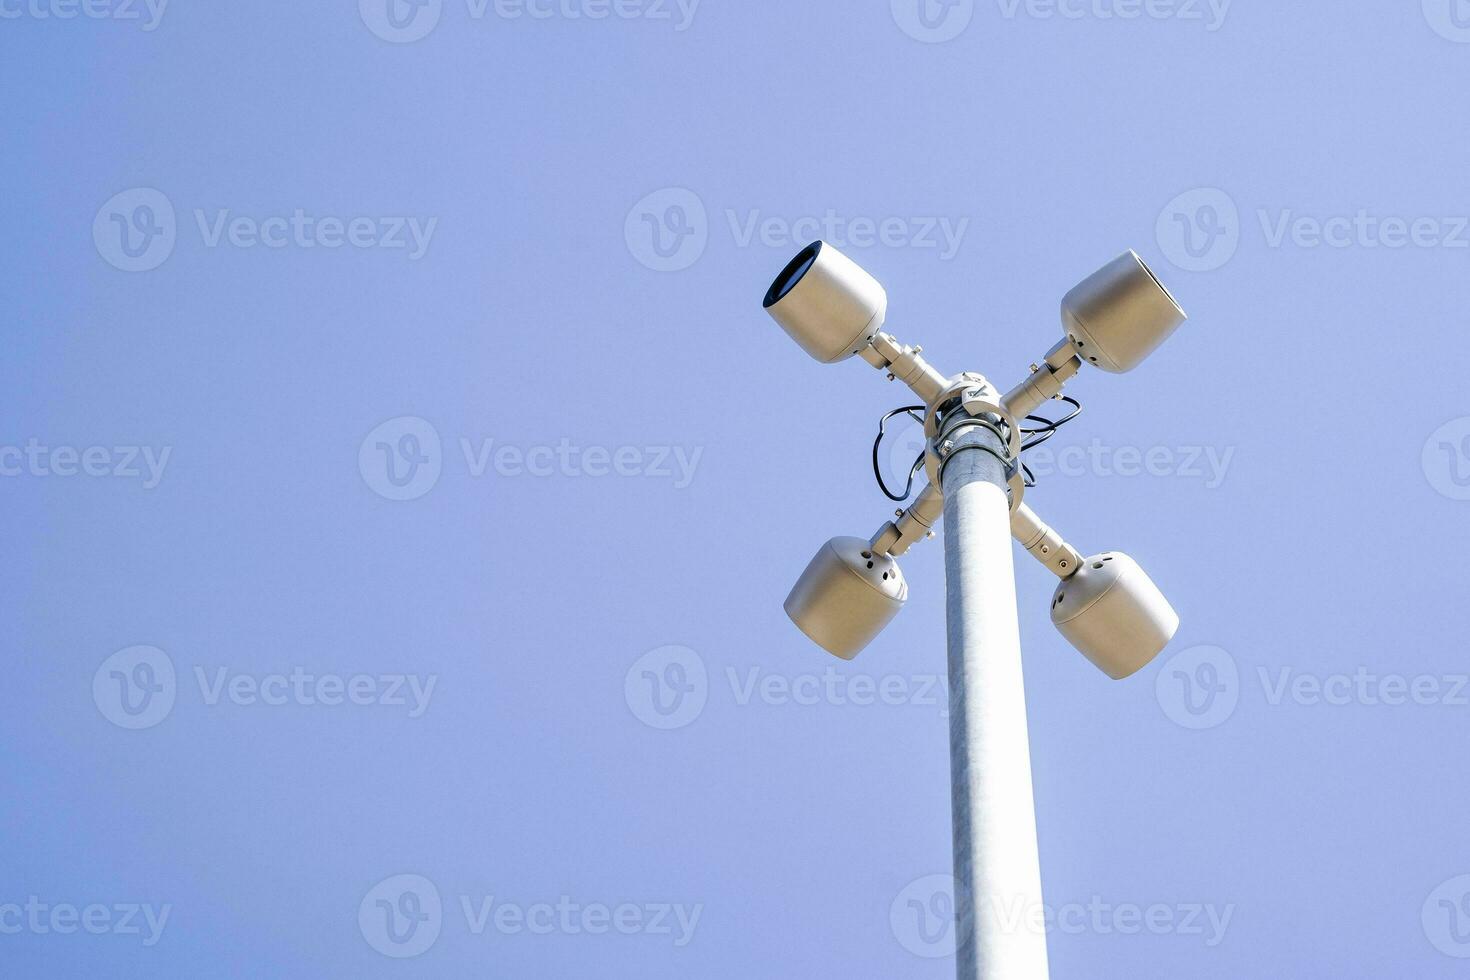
(763, 241, 1189, 980)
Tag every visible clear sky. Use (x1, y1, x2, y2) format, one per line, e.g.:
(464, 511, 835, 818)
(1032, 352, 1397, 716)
(4, 1, 1470, 976)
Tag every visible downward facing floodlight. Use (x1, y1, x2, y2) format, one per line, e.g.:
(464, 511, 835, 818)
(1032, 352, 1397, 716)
(1048, 552, 1179, 679)
(1060, 250, 1187, 373)
(784, 536, 908, 660)
(763, 241, 887, 363)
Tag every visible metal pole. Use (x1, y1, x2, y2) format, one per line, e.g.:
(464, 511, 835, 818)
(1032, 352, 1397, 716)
(940, 419, 1050, 980)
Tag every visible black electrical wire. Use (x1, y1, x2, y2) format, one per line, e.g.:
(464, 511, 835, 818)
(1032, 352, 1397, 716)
(872, 405, 927, 502)
(874, 395, 1084, 496)
(1018, 395, 1083, 486)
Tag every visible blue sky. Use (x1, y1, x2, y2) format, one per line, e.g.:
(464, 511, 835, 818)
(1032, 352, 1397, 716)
(4, 1, 1470, 976)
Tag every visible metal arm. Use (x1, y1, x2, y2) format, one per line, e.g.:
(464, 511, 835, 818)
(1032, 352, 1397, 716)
(1010, 501, 1084, 579)
(1001, 339, 1082, 419)
(858, 331, 950, 406)
(869, 482, 944, 557)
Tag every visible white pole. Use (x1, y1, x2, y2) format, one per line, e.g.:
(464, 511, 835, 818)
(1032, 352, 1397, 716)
(940, 421, 1050, 980)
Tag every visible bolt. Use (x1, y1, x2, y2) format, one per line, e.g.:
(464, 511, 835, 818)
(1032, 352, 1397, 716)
(926, 530, 936, 539)
(886, 373, 896, 381)
(1030, 363, 1040, 373)
(896, 509, 905, 518)
(1059, 560, 1069, 569)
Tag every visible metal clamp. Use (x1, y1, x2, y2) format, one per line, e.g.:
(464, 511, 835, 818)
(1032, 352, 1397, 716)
(923, 372, 1027, 511)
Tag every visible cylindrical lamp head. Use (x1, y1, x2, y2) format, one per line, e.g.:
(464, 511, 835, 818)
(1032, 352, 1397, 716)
(1061, 251, 1186, 373)
(1050, 552, 1179, 679)
(784, 536, 907, 660)
(764, 241, 887, 363)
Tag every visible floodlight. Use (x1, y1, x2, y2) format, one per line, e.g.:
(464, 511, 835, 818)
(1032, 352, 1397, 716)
(1060, 250, 1187, 373)
(1049, 552, 1179, 679)
(763, 241, 887, 364)
(784, 536, 908, 660)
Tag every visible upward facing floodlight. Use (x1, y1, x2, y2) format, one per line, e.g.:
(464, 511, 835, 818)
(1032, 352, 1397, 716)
(758, 239, 1194, 980)
(763, 240, 887, 363)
